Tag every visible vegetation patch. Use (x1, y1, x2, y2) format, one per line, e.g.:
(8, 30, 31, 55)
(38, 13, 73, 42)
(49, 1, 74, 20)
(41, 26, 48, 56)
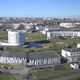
(0, 74, 21, 80)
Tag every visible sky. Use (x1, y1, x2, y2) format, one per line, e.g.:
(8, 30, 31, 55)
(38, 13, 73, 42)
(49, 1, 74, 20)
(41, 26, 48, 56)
(0, 0, 80, 17)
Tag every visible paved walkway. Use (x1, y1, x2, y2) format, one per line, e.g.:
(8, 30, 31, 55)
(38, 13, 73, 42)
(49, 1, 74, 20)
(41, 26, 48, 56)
(0, 67, 30, 75)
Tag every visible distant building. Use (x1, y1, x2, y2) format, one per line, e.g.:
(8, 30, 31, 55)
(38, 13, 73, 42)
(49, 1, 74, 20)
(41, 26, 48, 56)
(12, 23, 20, 29)
(47, 31, 80, 40)
(21, 23, 33, 30)
(35, 25, 45, 31)
(0, 51, 61, 66)
(77, 43, 80, 48)
(12, 23, 33, 30)
(0, 23, 3, 26)
(60, 23, 76, 28)
(41, 26, 61, 35)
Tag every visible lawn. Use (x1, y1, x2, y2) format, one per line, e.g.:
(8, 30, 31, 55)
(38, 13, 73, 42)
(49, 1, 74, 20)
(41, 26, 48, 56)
(31, 64, 80, 80)
(0, 31, 7, 39)
(26, 32, 47, 41)
(0, 74, 21, 80)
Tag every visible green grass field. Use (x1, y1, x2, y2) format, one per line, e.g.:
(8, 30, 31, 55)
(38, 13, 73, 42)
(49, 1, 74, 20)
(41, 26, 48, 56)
(26, 32, 46, 41)
(0, 31, 7, 39)
(0, 74, 21, 80)
(31, 64, 80, 80)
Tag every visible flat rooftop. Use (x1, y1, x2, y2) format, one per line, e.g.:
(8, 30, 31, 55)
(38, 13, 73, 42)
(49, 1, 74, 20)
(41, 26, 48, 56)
(0, 51, 60, 59)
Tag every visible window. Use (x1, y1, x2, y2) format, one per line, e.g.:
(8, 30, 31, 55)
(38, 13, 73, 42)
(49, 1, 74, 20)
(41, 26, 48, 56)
(27, 60, 29, 63)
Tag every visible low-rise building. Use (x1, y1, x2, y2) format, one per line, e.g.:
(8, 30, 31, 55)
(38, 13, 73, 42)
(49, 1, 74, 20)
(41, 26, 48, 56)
(35, 25, 45, 31)
(77, 43, 80, 48)
(61, 48, 80, 63)
(0, 51, 27, 64)
(47, 31, 80, 40)
(41, 27, 61, 35)
(27, 51, 61, 66)
(70, 63, 80, 69)
(0, 51, 61, 66)
(60, 23, 76, 28)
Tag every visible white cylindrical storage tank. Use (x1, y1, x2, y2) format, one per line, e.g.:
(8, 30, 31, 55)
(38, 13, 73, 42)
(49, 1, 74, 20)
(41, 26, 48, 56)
(8, 30, 25, 46)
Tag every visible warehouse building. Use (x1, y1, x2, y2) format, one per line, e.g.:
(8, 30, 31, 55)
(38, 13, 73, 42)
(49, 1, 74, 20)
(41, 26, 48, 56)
(47, 31, 80, 40)
(0, 51, 61, 66)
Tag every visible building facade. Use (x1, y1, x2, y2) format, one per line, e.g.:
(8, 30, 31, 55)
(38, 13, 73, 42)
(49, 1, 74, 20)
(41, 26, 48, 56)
(0, 51, 61, 66)
(41, 27, 61, 35)
(8, 30, 26, 46)
(0, 30, 26, 46)
(47, 31, 80, 40)
(77, 43, 80, 48)
(61, 48, 80, 63)
(60, 23, 76, 28)
(70, 63, 80, 69)
(28, 51, 60, 66)
(0, 51, 27, 64)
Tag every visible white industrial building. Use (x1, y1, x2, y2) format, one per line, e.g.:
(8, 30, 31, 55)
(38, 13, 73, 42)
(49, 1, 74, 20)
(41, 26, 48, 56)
(0, 51, 27, 64)
(60, 23, 76, 28)
(28, 51, 60, 66)
(61, 48, 80, 69)
(70, 63, 80, 69)
(47, 31, 80, 40)
(77, 43, 80, 48)
(41, 27, 61, 35)
(61, 48, 80, 63)
(0, 51, 61, 66)
(0, 30, 26, 46)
